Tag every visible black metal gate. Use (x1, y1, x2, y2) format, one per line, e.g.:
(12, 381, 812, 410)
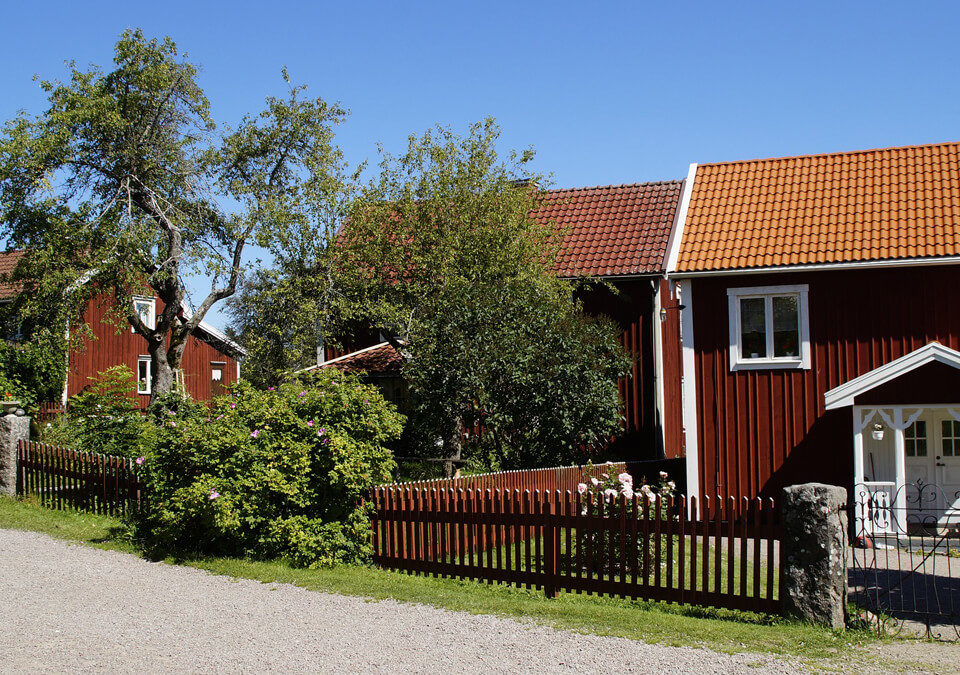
(850, 481, 960, 640)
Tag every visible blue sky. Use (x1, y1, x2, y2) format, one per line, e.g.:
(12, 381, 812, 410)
(2, 1, 958, 327)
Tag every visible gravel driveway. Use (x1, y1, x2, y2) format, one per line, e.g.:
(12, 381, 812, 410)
(0, 528, 806, 673)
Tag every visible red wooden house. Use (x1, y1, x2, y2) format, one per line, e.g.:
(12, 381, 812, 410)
(0, 251, 245, 407)
(665, 141, 960, 532)
(318, 182, 686, 459)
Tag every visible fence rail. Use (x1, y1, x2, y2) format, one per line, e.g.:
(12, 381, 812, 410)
(371, 486, 781, 614)
(382, 462, 630, 495)
(16, 440, 142, 516)
(36, 402, 65, 424)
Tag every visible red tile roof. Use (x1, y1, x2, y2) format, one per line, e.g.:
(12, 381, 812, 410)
(316, 342, 402, 374)
(676, 141, 960, 272)
(0, 250, 27, 300)
(539, 181, 683, 277)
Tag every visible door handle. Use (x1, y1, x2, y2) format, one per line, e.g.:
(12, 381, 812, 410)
(937, 462, 946, 467)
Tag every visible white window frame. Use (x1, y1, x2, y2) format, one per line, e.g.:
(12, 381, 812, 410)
(137, 356, 152, 395)
(132, 296, 156, 332)
(727, 284, 810, 371)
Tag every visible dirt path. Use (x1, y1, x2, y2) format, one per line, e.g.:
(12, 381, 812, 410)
(0, 528, 956, 673)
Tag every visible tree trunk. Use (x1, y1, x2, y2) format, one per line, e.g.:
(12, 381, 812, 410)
(442, 417, 464, 479)
(149, 341, 176, 403)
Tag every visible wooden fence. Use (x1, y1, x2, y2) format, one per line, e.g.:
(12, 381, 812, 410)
(371, 486, 782, 614)
(16, 440, 143, 516)
(36, 402, 65, 424)
(384, 462, 629, 495)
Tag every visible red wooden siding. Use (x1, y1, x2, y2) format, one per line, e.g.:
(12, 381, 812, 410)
(579, 279, 661, 458)
(659, 278, 684, 458)
(689, 264, 960, 501)
(67, 294, 239, 405)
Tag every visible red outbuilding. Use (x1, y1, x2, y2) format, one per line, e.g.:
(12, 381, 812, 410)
(0, 250, 245, 407)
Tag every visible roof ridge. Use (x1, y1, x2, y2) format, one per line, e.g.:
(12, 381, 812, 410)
(697, 140, 960, 169)
(544, 180, 683, 194)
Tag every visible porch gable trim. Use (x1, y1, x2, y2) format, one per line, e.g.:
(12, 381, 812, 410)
(825, 341, 960, 410)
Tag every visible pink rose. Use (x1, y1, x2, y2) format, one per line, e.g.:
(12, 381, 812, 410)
(577, 483, 588, 495)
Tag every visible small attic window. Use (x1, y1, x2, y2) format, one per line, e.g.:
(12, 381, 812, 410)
(727, 285, 810, 371)
(132, 296, 156, 332)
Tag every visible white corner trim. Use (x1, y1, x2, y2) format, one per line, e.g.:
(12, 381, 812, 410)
(678, 280, 700, 503)
(824, 341, 960, 409)
(651, 279, 667, 453)
(727, 284, 811, 372)
(664, 163, 697, 274)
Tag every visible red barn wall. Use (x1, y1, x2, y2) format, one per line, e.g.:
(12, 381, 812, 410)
(67, 295, 239, 406)
(579, 279, 662, 459)
(689, 264, 960, 501)
(658, 278, 684, 458)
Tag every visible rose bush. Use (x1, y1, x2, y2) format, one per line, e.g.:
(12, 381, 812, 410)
(573, 463, 677, 577)
(132, 369, 403, 567)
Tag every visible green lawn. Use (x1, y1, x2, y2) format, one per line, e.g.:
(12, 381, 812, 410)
(0, 496, 871, 662)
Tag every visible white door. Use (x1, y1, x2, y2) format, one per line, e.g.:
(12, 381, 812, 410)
(935, 415, 960, 525)
(904, 417, 937, 520)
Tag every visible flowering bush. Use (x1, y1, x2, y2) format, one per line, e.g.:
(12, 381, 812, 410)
(42, 365, 158, 459)
(573, 463, 677, 577)
(132, 369, 404, 567)
(577, 464, 676, 509)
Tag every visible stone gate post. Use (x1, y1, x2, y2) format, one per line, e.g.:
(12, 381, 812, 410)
(0, 401, 30, 496)
(781, 482, 848, 629)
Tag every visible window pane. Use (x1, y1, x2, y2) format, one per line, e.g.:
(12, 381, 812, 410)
(138, 359, 150, 394)
(740, 297, 767, 359)
(212, 368, 223, 382)
(944, 439, 954, 457)
(772, 295, 799, 357)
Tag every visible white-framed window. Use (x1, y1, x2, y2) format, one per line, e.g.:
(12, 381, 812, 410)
(137, 356, 151, 395)
(727, 284, 810, 371)
(906, 420, 928, 457)
(132, 296, 156, 333)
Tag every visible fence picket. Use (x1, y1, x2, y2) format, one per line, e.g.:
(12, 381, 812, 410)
(727, 496, 736, 596)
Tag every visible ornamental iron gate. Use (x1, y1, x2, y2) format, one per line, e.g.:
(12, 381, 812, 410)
(850, 480, 960, 639)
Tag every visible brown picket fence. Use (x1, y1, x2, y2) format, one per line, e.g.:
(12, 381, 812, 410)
(371, 487, 782, 614)
(36, 402, 66, 424)
(386, 462, 629, 495)
(16, 440, 143, 516)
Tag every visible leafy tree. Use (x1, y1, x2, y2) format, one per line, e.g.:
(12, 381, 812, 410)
(335, 119, 631, 470)
(0, 30, 350, 400)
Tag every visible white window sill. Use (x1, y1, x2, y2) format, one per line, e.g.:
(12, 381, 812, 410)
(731, 358, 808, 371)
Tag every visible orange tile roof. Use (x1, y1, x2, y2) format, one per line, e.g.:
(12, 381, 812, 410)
(539, 181, 683, 277)
(317, 342, 402, 374)
(676, 141, 960, 272)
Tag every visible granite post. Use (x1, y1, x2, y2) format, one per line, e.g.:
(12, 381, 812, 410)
(781, 482, 848, 628)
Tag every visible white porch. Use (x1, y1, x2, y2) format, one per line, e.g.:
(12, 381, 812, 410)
(825, 343, 960, 537)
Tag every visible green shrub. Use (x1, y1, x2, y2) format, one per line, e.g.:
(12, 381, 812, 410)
(42, 365, 158, 459)
(133, 370, 403, 567)
(0, 328, 67, 409)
